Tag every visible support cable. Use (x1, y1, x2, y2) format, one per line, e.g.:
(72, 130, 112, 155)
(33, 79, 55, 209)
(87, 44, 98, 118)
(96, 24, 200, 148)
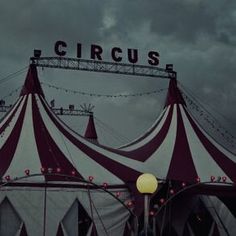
(0, 67, 28, 85)
(87, 185, 95, 235)
(94, 116, 131, 145)
(179, 82, 236, 133)
(179, 82, 236, 127)
(179, 83, 236, 153)
(87, 190, 109, 236)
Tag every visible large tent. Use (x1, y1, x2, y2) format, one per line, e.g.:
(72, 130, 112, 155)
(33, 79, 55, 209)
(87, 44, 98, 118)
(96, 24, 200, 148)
(0, 64, 235, 235)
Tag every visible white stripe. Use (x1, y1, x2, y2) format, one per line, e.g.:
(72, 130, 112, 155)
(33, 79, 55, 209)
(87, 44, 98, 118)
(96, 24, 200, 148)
(39, 96, 171, 176)
(38, 96, 147, 174)
(120, 107, 168, 151)
(0, 96, 27, 149)
(180, 106, 231, 182)
(5, 95, 44, 182)
(36, 95, 124, 184)
(0, 97, 22, 129)
(145, 105, 178, 179)
(58, 106, 178, 177)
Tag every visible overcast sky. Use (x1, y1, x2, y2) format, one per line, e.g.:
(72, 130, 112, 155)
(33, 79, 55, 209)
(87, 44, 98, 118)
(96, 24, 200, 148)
(0, 0, 236, 147)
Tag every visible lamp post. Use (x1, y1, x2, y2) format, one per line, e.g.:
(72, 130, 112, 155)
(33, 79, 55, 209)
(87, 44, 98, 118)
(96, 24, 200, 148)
(136, 173, 158, 236)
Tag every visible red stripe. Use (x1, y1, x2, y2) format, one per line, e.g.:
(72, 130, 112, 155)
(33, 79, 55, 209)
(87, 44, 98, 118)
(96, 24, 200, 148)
(184, 106, 236, 182)
(39, 96, 141, 182)
(32, 95, 83, 181)
(0, 96, 28, 177)
(167, 105, 197, 182)
(40, 97, 172, 163)
(0, 97, 24, 134)
(104, 105, 174, 161)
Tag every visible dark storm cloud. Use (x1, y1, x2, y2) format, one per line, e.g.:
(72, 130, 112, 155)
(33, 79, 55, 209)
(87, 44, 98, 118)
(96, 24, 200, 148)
(0, 0, 235, 146)
(0, 0, 105, 61)
(105, 0, 236, 45)
(101, 0, 236, 124)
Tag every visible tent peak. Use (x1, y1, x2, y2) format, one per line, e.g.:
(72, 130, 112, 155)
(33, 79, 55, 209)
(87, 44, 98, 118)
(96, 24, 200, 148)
(84, 114, 98, 143)
(165, 79, 185, 107)
(20, 64, 45, 97)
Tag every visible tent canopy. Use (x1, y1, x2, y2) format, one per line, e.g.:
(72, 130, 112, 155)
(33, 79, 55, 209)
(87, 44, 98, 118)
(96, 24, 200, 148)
(0, 64, 235, 194)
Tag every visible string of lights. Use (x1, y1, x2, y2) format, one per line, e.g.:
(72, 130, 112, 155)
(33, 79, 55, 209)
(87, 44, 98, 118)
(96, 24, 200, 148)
(41, 82, 167, 98)
(179, 82, 236, 127)
(180, 87, 236, 152)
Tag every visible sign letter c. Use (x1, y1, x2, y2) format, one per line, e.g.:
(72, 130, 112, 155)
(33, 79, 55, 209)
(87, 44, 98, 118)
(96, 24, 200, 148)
(55, 41, 67, 56)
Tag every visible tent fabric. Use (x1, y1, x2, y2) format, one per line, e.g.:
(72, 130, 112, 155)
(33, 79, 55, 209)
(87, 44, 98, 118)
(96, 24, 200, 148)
(0, 64, 236, 235)
(0, 197, 22, 236)
(19, 223, 28, 236)
(56, 223, 64, 236)
(20, 64, 44, 98)
(202, 196, 236, 235)
(1, 64, 235, 187)
(0, 187, 130, 236)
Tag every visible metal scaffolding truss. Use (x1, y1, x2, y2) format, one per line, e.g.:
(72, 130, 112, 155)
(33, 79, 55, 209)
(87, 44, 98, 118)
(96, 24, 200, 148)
(0, 105, 91, 117)
(30, 57, 176, 79)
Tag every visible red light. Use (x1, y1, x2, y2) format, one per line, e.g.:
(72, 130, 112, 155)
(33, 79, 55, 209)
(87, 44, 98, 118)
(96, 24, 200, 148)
(196, 176, 201, 183)
(149, 211, 155, 216)
(56, 168, 61, 173)
(103, 182, 108, 188)
(88, 176, 94, 182)
(182, 182, 186, 187)
(170, 189, 175, 195)
(127, 201, 133, 207)
(71, 170, 76, 175)
(25, 169, 30, 176)
(211, 176, 215, 182)
(5, 175, 10, 181)
(222, 176, 227, 182)
(41, 167, 46, 173)
(160, 198, 165, 204)
(116, 192, 121, 197)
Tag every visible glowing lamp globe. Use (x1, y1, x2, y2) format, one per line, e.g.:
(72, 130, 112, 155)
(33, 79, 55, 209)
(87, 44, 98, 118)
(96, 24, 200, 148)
(136, 173, 158, 194)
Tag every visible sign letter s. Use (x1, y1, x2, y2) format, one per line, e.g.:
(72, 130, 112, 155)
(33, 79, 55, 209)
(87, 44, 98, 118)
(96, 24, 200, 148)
(148, 51, 159, 66)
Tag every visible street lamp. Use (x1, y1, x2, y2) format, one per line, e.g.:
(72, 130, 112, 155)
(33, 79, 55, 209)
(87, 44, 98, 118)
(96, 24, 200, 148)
(136, 173, 158, 236)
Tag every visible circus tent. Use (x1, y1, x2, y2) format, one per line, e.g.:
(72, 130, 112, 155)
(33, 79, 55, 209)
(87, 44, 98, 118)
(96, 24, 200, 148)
(0, 64, 235, 235)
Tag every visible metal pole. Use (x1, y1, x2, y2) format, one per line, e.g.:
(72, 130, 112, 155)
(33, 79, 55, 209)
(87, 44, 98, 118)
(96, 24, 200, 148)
(152, 217, 156, 236)
(134, 215, 139, 236)
(144, 194, 150, 236)
(43, 186, 47, 236)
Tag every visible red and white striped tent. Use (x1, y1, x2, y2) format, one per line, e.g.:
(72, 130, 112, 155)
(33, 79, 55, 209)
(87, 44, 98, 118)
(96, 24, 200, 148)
(0, 64, 235, 235)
